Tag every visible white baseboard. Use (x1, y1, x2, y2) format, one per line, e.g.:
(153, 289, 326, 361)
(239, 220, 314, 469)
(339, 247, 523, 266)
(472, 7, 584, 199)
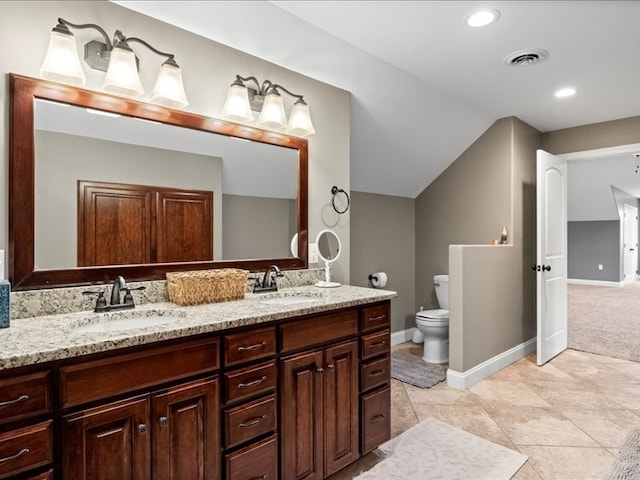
(446, 337, 536, 390)
(391, 327, 416, 346)
(567, 278, 622, 287)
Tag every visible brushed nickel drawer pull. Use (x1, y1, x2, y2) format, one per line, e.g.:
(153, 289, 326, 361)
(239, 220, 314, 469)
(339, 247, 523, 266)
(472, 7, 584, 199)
(0, 394, 29, 408)
(239, 415, 267, 428)
(238, 376, 268, 388)
(368, 341, 386, 349)
(369, 314, 386, 323)
(368, 369, 385, 377)
(237, 341, 267, 352)
(0, 448, 29, 464)
(370, 414, 386, 423)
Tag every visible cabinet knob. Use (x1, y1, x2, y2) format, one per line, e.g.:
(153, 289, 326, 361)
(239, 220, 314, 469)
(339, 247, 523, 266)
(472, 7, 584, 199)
(316, 367, 324, 374)
(159, 417, 168, 428)
(327, 364, 335, 371)
(249, 476, 268, 480)
(137, 424, 147, 434)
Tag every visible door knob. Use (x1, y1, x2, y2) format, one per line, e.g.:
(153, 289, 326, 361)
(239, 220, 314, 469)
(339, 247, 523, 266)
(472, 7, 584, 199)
(542, 265, 551, 271)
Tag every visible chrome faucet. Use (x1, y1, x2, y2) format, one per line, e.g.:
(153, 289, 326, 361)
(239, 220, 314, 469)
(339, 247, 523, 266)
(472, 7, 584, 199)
(253, 265, 284, 293)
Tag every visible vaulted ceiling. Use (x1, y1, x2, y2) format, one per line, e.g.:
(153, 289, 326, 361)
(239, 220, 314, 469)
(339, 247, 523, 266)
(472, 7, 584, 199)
(113, 1, 640, 198)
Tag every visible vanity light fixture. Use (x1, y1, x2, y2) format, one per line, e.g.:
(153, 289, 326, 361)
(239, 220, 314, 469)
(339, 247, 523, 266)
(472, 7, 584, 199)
(40, 18, 189, 109)
(222, 75, 315, 137)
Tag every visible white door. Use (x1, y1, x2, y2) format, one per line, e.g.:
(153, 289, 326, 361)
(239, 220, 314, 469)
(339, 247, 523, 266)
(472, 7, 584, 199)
(623, 204, 638, 281)
(536, 150, 568, 365)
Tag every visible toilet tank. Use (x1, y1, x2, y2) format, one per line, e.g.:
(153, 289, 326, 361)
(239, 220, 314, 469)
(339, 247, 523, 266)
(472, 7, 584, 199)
(433, 275, 449, 309)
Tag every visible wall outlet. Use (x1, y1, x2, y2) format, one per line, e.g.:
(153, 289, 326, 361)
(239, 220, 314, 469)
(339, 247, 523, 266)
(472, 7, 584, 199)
(598, 264, 603, 270)
(309, 243, 319, 263)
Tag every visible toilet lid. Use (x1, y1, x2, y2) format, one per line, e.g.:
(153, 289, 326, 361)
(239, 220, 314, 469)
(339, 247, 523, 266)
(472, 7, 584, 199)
(417, 308, 449, 320)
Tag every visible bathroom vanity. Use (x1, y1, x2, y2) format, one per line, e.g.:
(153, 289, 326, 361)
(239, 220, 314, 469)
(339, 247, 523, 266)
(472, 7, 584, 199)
(0, 285, 394, 480)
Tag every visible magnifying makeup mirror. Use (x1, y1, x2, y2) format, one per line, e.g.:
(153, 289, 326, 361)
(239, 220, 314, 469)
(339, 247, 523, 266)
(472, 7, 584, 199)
(314, 229, 341, 288)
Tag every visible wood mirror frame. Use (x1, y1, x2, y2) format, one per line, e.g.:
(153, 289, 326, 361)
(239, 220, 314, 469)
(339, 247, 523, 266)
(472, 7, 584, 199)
(9, 74, 308, 290)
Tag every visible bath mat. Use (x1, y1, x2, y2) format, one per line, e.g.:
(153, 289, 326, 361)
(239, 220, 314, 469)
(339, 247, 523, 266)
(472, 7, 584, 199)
(605, 428, 640, 480)
(390, 349, 446, 388)
(354, 417, 528, 480)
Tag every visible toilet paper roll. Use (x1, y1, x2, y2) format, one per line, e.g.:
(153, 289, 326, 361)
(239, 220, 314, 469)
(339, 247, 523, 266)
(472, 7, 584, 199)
(369, 272, 388, 288)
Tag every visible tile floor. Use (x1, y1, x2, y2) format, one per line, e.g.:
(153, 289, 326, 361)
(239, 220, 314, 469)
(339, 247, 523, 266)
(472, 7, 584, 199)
(328, 342, 640, 480)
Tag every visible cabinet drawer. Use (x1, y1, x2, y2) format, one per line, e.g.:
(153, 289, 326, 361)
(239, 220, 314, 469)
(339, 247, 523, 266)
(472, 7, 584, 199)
(360, 386, 391, 455)
(0, 420, 52, 480)
(25, 470, 53, 480)
(225, 434, 278, 480)
(60, 337, 219, 408)
(0, 371, 51, 425)
(280, 309, 358, 353)
(361, 355, 390, 392)
(224, 361, 276, 404)
(224, 395, 276, 449)
(224, 326, 276, 367)
(360, 329, 390, 360)
(360, 303, 390, 332)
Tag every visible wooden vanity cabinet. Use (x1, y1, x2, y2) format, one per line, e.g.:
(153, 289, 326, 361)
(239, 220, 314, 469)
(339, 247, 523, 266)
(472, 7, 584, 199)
(280, 312, 360, 480)
(60, 337, 221, 480)
(0, 371, 53, 480)
(359, 303, 392, 456)
(222, 326, 278, 480)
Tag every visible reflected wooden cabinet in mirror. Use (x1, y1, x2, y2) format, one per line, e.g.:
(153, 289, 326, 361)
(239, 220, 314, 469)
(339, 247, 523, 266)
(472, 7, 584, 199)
(8, 74, 308, 290)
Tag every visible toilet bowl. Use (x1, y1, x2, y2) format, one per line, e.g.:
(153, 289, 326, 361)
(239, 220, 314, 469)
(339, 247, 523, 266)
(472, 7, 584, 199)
(415, 275, 449, 364)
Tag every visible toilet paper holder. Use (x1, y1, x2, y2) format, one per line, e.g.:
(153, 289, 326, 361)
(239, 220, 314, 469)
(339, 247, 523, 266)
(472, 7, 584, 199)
(368, 272, 387, 288)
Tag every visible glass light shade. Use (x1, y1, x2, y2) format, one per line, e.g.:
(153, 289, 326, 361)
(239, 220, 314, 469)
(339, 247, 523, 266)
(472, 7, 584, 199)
(102, 46, 144, 97)
(222, 83, 253, 122)
(150, 62, 189, 109)
(285, 101, 315, 137)
(40, 30, 86, 86)
(257, 92, 287, 130)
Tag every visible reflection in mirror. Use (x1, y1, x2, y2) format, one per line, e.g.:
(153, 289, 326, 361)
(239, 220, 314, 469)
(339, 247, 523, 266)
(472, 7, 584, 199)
(34, 99, 298, 269)
(290, 233, 298, 257)
(314, 229, 341, 288)
(9, 74, 308, 290)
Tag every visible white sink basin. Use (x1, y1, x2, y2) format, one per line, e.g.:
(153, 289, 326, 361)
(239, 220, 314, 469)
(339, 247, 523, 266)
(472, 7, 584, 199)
(72, 315, 182, 334)
(260, 295, 322, 306)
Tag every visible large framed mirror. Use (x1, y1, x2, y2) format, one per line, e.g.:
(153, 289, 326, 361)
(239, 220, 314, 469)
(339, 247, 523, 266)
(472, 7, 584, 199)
(9, 74, 308, 290)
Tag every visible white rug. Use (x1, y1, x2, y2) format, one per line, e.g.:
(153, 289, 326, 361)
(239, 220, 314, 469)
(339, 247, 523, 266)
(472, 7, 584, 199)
(354, 417, 528, 480)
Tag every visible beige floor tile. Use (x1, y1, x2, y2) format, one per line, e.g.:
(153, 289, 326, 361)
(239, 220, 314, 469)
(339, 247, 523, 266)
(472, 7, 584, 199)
(553, 349, 611, 364)
(389, 379, 418, 438)
(412, 404, 516, 448)
(561, 409, 640, 448)
(489, 357, 576, 384)
(485, 406, 599, 447)
(606, 362, 640, 382)
(586, 352, 636, 365)
(402, 378, 481, 406)
(469, 379, 550, 408)
(551, 359, 635, 384)
(512, 461, 543, 480)
(601, 383, 640, 410)
(526, 380, 626, 409)
(326, 452, 384, 480)
(518, 446, 614, 480)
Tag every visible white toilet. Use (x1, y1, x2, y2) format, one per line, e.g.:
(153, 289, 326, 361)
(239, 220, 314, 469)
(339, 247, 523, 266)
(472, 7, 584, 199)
(414, 274, 449, 364)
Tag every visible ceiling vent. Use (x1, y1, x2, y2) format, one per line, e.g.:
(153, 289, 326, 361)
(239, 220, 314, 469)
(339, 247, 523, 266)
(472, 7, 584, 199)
(504, 48, 549, 66)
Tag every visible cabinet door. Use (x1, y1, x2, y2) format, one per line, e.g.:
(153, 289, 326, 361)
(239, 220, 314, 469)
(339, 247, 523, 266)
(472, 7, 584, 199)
(153, 377, 220, 480)
(62, 395, 150, 480)
(323, 341, 359, 477)
(280, 350, 324, 480)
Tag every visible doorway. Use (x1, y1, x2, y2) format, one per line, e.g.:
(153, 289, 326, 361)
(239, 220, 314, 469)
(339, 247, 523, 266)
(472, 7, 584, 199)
(623, 203, 638, 282)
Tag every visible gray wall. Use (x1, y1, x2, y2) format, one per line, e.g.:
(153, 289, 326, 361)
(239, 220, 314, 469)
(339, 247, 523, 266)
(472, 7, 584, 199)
(0, 0, 351, 283)
(568, 221, 620, 281)
(350, 191, 415, 333)
(222, 194, 296, 260)
(418, 117, 540, 373)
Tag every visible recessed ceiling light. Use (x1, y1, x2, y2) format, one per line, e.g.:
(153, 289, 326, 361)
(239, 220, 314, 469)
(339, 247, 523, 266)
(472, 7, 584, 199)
(555, 87, 577, 98)
(465, 9, 501, 27)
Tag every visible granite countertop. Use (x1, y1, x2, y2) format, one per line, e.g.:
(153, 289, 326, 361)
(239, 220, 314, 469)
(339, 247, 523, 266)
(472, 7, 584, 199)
(0, 285, 397, 371)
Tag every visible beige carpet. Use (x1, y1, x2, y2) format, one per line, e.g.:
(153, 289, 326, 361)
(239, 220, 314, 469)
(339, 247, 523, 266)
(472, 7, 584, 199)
(568, 282, 640, 362)
(353, 417, 528, 480)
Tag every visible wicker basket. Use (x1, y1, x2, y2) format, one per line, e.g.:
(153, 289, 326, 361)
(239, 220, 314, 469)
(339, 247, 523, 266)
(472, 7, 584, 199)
(166, 269, 249, 306)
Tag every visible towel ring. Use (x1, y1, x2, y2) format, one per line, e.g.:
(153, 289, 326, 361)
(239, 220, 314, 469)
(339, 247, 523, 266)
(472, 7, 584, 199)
(331, 186, 350, 214)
